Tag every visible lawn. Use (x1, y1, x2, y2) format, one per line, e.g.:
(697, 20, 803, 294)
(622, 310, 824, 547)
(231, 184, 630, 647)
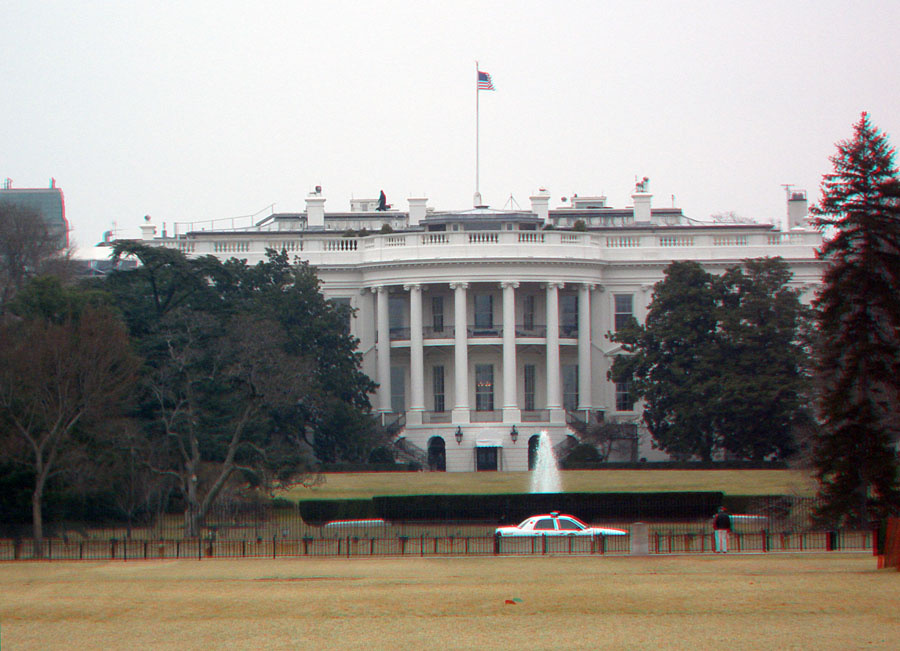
(282, 469, 819, 501)
(1, 554, 896, 649)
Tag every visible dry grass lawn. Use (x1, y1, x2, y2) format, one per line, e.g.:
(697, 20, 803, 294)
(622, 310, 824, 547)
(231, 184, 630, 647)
(284, 469, 819, 501)
(1, 554, 896, 650)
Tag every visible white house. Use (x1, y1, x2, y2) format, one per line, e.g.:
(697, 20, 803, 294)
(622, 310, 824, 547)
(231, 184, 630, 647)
(136, 182, 823, 471)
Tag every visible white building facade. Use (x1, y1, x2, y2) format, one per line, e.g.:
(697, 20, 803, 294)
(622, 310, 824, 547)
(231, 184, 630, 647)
(137, 184, 823, 471)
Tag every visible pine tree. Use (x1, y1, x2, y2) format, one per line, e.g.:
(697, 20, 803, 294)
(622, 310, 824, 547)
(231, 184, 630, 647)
(811, 112, 900, 526)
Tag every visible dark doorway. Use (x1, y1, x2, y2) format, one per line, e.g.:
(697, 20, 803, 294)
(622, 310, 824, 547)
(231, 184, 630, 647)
(427, 437, 446, 471)
(528, 435, 540, 470)
(476, 446, 498, 471)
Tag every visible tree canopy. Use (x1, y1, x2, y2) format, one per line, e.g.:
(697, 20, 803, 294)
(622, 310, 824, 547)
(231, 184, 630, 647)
(105, 244, 379, 534)
(610, 258, 812, 462)
(0, 278, 139, 555)
(810, 112, 900, 526)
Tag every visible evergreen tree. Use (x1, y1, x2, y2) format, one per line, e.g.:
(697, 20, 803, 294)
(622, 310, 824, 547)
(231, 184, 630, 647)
(811, 112, 900, 526)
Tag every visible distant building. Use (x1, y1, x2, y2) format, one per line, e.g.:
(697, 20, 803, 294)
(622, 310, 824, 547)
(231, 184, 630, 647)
(0, 179, 69, 249)
(133, 181, 824, 471)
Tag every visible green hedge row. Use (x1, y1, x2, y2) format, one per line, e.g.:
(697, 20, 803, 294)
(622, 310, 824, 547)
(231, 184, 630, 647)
(297, 491, 724, 525)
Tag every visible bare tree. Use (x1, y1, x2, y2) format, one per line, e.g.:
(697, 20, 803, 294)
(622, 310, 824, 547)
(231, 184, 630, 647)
(0, 203, 74, 314)
(140, 310, 316, 537)
(0, 306, 139, 556)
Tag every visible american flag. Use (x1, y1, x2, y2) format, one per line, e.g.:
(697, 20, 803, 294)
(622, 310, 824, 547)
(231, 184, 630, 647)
(477, 69, 495, 91)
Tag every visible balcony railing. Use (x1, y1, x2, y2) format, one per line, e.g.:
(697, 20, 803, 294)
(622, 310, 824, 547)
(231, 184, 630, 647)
(521, 410, 550, 422)
(385, 324, 580, 342)
(470, 410, 502, 422)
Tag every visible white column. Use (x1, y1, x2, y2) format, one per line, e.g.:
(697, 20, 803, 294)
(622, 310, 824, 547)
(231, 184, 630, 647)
(546, 282, 564, 422)
(451, 282, 470, 423)
(376, 286, 391, 415)
(577, 283, 593, 412)
(406, 284, 424, 425)
(501, 281, 520, 423)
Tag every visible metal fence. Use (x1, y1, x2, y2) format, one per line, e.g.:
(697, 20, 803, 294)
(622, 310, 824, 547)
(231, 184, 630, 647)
(0, 496, 874, 560)
(0, 529, 872, 561)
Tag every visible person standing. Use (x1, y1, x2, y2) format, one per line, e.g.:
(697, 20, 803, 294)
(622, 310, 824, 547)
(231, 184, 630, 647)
(713, 506, 732, 553)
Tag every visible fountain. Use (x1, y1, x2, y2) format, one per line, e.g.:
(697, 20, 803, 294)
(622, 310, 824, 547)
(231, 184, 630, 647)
(530, 430, 562, 493)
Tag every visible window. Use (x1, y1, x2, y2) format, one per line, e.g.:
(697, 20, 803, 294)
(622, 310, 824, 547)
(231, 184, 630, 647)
(389, 296, 405, 335)
(614, 294, 634, 331)
(561, 294, 578, 336)
(330, 297, 352, 334)
(391, 366, 406, 413)
(534, 519, 556, 531)
(523, 295, 535, 331)
(432, 365, 445, 412)
(475, 364, 494, 411)
(431, 296, 444, 332)
(557, 518, 584, 531)
(524, 364, 536, 411)
(563, 364, 579, 411)
(616, 381, 634, 412)
(474, 294, 493, 329)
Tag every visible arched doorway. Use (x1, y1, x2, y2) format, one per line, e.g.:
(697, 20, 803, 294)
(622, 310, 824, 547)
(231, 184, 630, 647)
(528, 435, 540, 470)
(427, 436, 446, 471)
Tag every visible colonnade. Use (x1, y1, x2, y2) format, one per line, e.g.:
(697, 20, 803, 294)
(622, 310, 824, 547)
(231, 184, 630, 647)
(374, 281, 595, 425)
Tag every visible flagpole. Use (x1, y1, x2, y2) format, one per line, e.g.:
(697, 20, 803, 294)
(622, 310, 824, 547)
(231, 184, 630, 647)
(475, 60, 481, 207)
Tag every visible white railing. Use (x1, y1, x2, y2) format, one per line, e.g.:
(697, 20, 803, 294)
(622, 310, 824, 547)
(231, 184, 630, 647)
(213, 241, 251, 253)
(606, 236, 641, 248)
(156, 228, 822, 267)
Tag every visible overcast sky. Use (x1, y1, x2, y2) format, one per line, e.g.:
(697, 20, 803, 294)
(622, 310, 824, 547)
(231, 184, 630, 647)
(3, 1, 899, 256)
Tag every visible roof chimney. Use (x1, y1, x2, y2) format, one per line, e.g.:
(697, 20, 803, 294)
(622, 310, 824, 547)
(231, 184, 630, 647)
(631, 177, 652, 221)
(305, 187, 326, 228)
(407, 197, 428, 226)
(530, 188, 551, 224)
(140, 215, 156, 240)
(787, 189, 808, 230)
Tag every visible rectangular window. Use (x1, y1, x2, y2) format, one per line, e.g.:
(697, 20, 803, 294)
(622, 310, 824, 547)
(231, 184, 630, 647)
(330, 297, 352, 334)
(475, 364, 494, 411)
(524, 364, 536, 411)
(389, 296, 405, 336)
(474, 294, 493, 329)
(432, 365, 445, 412)
(523, 295, 535, 331)
(614, 294, 634, 331)
(391, 366, 406, 413)
(561, 294, 578, 337)
(432, 296, 444, 333)
(563, 364, 579, 411)
(615, 381, 634, 412)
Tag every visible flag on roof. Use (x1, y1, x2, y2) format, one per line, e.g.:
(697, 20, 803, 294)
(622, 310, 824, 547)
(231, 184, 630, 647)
(477, 69, 495, 91)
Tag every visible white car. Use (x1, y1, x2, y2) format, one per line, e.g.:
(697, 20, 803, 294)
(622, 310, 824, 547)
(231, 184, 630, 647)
(495, 512, 628, 537)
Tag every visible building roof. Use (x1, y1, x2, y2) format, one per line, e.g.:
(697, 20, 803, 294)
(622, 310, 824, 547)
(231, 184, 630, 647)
(0, 184, 69, 248)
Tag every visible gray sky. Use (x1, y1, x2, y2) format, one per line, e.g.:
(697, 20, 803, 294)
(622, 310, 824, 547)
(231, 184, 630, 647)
(3, 1, 899, 256)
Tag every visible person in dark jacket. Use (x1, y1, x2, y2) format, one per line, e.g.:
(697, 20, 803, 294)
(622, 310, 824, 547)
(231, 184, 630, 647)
(713, 506, 732, 553)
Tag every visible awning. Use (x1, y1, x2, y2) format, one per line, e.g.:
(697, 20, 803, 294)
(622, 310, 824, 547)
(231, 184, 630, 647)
(476, 439, 502, 447)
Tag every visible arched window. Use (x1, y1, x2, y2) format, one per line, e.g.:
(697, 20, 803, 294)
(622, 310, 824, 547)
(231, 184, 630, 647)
(528, 435, 541, 470)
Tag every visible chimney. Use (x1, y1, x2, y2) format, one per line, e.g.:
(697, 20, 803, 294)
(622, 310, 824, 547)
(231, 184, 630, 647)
(530, 188, 551, 224)
(407, 197, 428, 226)
(787, 190, 808, 230)
(140, 215, 156, 240)
(631, 177, 652, 222)
(305, 188, 326, 228)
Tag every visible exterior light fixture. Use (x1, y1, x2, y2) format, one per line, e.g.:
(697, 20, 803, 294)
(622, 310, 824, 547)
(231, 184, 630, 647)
(455, 426, 463, 445)
(510, 425, 519, 443)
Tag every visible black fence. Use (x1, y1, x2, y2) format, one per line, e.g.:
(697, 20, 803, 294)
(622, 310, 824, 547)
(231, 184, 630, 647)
(0, 495, 874, 560)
